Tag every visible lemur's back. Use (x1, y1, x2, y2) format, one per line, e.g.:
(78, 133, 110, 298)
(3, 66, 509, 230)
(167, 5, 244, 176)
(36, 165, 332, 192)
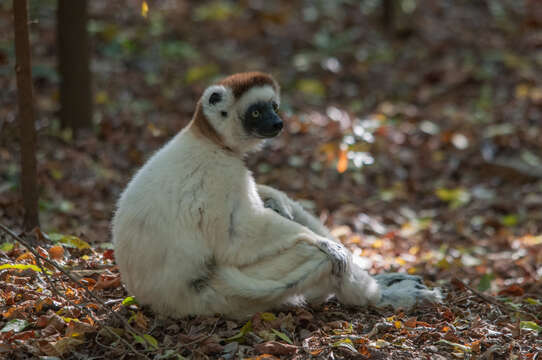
(112, 129, 249, 316)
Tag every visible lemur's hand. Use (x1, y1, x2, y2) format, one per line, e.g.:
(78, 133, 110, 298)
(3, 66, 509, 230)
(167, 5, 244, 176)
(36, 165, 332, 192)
(263, 197, 294, 221)
(316, 239, 349, 276)
(258, 185, 295, 221)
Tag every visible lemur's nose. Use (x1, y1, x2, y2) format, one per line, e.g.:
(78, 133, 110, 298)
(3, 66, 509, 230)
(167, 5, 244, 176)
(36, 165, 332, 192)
(272, 121, 283, 132)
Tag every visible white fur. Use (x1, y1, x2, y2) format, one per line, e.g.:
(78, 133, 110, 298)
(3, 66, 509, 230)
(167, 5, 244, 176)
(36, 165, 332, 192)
(235, 85, 279, 116)
(112, 81, 439, 319)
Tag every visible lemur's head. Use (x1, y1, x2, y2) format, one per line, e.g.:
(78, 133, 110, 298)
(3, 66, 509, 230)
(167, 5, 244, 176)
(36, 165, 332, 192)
(190, 72, 282, 153)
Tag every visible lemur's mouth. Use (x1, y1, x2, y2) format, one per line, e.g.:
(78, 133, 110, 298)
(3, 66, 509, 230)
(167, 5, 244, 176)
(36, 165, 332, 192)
(252, 126, 282, 138)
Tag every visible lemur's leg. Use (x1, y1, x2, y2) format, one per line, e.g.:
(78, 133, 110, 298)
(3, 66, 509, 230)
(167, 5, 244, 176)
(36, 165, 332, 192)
(209, 241, 381, 318)
(258, 184, 442, 309)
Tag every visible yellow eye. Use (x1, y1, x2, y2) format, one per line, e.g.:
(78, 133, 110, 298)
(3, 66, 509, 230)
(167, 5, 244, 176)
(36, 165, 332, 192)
(252, 110, 260, 117)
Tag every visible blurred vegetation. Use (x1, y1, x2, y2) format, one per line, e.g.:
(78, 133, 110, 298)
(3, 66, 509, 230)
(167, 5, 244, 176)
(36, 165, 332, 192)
(0, 0, 541, 239)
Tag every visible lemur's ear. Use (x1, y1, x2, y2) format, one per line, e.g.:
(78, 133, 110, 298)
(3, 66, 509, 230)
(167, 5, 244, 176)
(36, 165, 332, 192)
(202, 85, 232, 106)
(201, 85, 234, 120)
(209, 92, 222, 105)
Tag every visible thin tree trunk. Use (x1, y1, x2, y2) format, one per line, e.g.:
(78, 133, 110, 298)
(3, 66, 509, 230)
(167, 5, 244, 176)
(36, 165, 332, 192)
(57, 0, 92, 134)
(381, 0, 396, 34)
(13, 0, 39, 230)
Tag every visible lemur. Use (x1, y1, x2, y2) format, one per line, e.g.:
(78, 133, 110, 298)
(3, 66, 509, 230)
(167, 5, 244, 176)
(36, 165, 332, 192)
(112, 72, 441, 319)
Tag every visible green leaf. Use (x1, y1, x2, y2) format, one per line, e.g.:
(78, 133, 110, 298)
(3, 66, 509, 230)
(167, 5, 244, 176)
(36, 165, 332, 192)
(271, 329, 293, 344)
(477, 273, 494, 292)
(194, 1, 239, 21)
(122, 296, 137, 306)
(296, 79, 326, 98)
(133, 334, 146, 346)
(525, 298, 542, 305)
(520, 321, 541, 332)
(1, 319, 29, 333)
(0, 263, 51, 274)
(435, 187, 471, 208)
(0, 242, 14, 252)
(261, 312, 276, 322)
(184, 64, 218, 84)
(225, 320, 252, 342)
(143, 334, 159, 349)
(499, 214, 518, 227)
(48, 233, 90, 250)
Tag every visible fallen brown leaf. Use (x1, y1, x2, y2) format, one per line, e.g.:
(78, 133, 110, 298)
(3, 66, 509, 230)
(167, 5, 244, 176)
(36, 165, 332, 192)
(254, 341, 298, 355)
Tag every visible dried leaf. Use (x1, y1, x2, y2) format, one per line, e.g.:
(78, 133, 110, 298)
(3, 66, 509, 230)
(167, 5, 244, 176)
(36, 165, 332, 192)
(254, 341, 297, 355)
(1, 319, 29, 333)
(48, 246, 64, 260)
(498, 284, 524, 296)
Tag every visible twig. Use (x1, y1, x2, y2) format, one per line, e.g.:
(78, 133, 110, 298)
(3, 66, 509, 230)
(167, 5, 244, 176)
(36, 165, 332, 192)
(34, 249, 69, 305)
(0, 223, 150, 359)
(453, 278, 539, 321)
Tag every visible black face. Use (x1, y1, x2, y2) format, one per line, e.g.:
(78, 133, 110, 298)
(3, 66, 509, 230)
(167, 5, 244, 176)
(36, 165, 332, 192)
(242, 101, 283, 138)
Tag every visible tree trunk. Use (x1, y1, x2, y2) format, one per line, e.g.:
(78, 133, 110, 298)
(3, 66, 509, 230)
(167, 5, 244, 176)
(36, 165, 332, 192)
(13, 0, 39, 230)
(57, 0, 92, 135)
(381, 0, 396, 34)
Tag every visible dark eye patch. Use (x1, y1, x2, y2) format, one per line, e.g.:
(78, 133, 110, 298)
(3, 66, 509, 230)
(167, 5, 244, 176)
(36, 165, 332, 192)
(209, 92, 222, 105)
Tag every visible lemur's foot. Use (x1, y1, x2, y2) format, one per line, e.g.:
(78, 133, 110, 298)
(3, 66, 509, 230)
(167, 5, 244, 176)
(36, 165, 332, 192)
(374, 273, 442, 310)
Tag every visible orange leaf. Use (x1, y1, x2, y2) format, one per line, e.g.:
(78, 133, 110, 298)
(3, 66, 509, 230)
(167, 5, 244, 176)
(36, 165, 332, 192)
(48, 246, 64, 260)
(470, 339, 481, 353)
(16, 252, 35, 262)
(404, 317, 417, 328)
(37, 247, 49, 258)
(103, 249, 115, 261)
(337, 149, 348, 173)
(359, 345, 371, 357)
(94, 273, 121, 289)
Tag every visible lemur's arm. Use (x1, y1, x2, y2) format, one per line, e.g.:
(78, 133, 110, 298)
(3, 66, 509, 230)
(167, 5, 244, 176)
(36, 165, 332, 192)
(258, 185, 332, 239)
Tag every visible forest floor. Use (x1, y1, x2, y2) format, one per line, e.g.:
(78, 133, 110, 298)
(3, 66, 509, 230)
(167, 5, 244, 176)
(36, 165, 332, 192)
(0, 1, 541, 358)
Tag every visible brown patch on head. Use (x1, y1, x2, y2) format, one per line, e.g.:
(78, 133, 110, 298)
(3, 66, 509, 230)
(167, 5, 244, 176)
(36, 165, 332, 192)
(190, 101, 231, 151)
(219, 72, 279, 99)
